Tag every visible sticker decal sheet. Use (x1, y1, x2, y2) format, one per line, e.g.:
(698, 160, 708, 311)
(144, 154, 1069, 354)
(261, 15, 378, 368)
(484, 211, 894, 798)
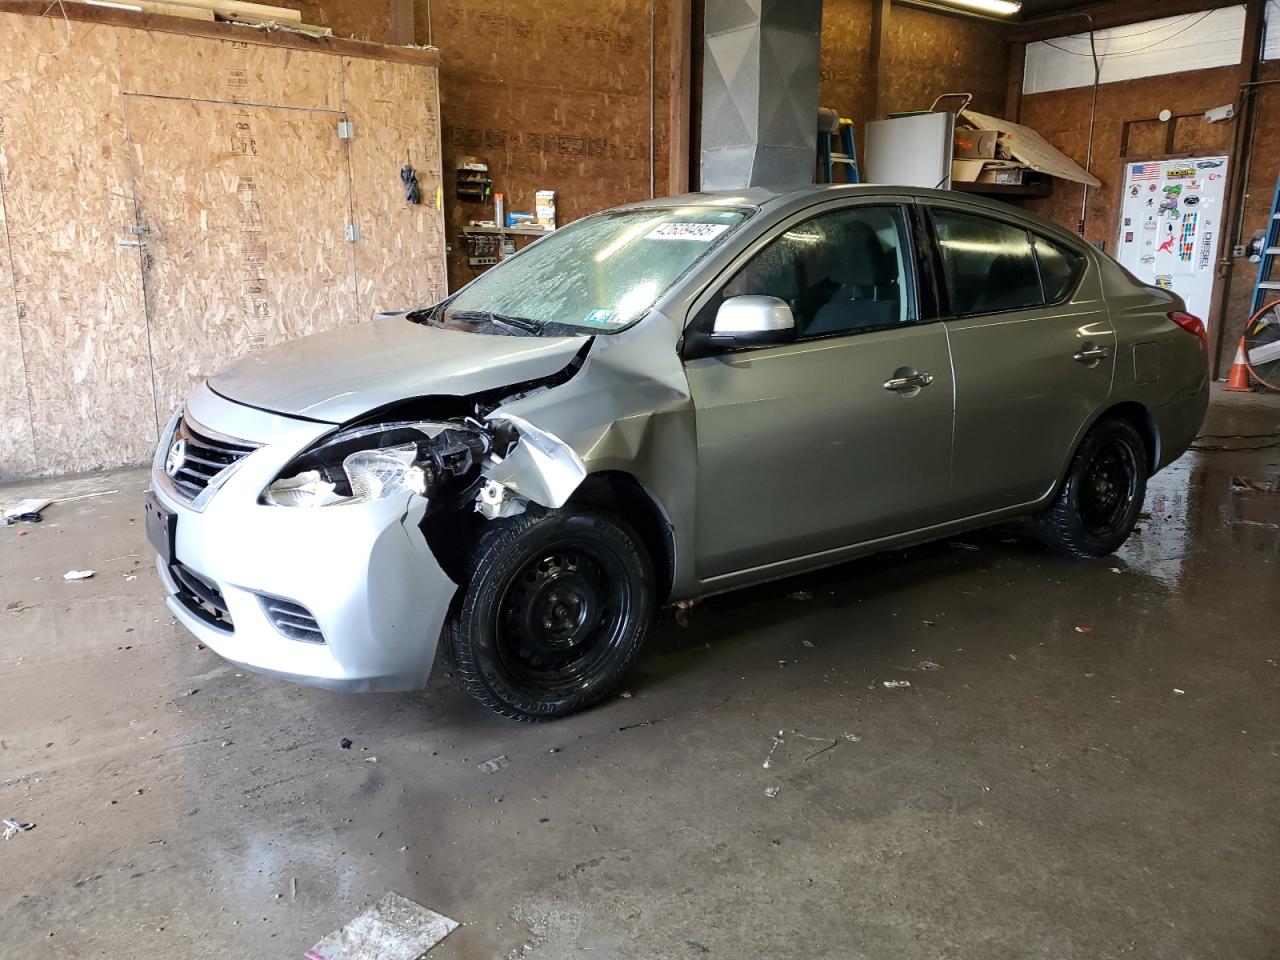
(1117, 156, 1228, 327)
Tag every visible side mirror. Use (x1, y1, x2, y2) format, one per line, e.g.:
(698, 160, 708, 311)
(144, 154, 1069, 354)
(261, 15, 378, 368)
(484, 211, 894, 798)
(711, 295, 796, 346)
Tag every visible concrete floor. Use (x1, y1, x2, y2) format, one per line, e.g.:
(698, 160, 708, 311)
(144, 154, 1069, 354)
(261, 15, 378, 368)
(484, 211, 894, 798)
(1, 388, 1277, 960)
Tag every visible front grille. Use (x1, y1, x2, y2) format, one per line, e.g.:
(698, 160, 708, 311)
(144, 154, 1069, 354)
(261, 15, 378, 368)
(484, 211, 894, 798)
(167, 415, 257, 501)
(259, 595, 325, 644)
(171, 561, 233, 632)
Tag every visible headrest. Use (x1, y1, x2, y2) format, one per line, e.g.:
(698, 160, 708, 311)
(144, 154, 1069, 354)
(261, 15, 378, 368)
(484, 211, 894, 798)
(828, 220, 897, 287)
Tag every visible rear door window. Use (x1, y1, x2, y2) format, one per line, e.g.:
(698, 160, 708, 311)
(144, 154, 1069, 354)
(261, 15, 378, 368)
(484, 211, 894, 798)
(931, 209, 1044, 316)
(1033, 235, 1086, 303)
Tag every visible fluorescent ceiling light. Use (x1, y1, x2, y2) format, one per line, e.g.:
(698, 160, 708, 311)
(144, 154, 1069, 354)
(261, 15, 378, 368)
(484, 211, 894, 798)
(85, 0, 145, 9)
(929, 0, 1021, 15)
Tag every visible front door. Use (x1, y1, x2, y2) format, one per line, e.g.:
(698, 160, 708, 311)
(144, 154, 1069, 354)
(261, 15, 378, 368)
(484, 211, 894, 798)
(683, 203, 956, 580)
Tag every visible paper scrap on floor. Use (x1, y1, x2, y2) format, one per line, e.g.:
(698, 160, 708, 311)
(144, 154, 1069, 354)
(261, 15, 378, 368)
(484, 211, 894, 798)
(306, 892, 457, 960)
(2, 498, 50, 522)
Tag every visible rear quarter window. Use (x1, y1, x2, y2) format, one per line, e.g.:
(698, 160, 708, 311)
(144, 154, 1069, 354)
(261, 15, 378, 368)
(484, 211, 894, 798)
(1034, 235, 1087, 303)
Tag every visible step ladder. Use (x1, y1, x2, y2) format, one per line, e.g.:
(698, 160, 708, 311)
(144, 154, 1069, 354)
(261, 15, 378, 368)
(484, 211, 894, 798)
(1251, 174, 1280, 312)
(818, 117, 859, 184)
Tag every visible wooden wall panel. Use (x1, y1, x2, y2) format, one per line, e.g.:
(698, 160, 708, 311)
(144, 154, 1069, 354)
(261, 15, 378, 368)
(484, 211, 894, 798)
(127, 96, 359, 421)
(0, 175, 37, 480)
(0, 12, 156, 473)
(121, 28, 343, 110)
(428, 0, 659, 290)
(343, 56, 448, 314)
(881, 5, 1009, 118)
(1015, 62, 1280, 358)
(819, 0, 1009, 155)
(1018, 66, 1239, 247)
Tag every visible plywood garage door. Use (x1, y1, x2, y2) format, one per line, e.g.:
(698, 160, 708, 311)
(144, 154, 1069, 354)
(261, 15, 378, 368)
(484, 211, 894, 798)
(126, 96, 359, 423)
(0, 12, 156, 476)
(0, 6, 445, 480)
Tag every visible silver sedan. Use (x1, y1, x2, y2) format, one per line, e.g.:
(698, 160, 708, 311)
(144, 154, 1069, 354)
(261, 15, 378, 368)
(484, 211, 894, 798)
(146, 185, 1209, 720)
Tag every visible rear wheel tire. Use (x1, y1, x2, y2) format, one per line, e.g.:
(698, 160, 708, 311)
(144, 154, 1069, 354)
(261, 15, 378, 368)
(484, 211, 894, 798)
(1035, 418, 1148, 558)
(447, 506, 654, 721)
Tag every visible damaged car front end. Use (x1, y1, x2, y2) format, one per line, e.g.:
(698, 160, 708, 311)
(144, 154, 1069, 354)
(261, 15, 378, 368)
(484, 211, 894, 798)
(148, 199, 749, 713)
(148, 369, 591, 693)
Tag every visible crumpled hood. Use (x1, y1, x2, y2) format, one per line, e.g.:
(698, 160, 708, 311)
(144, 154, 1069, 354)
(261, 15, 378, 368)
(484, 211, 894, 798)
(208, 315, 587, 423)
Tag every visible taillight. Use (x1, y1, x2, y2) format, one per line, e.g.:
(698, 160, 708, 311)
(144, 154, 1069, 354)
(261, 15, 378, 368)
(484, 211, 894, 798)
(1168, 311, 1207, 351)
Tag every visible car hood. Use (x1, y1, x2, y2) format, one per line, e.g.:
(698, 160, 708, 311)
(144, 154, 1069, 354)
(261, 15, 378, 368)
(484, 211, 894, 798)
(207, 315, 587, 424)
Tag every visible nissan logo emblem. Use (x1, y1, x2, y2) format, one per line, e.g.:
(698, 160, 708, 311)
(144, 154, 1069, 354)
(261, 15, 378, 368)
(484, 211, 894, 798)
(165, 439, 187, 478)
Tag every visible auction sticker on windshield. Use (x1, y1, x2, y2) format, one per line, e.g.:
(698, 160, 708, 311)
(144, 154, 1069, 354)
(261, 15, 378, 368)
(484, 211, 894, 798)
(645, 222, 731, 241)
(582, 308, 623, 327)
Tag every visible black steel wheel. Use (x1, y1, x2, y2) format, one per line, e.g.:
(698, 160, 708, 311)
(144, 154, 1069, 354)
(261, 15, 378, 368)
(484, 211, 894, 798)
(1036, 417, 1148, 558)
(447, 506, 654, 721)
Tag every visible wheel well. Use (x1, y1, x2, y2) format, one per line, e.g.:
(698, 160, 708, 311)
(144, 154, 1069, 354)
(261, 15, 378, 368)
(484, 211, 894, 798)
(1095, 401, 1160, 474)
(566, 471, 676, 603)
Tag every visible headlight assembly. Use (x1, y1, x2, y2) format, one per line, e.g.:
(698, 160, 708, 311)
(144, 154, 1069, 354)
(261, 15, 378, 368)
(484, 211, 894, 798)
(262, 422, 493, 508)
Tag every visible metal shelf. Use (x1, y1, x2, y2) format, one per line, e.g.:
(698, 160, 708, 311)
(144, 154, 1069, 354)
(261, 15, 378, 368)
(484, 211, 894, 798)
(460, 225, 552, 238)
(951, 180, 1052, 199)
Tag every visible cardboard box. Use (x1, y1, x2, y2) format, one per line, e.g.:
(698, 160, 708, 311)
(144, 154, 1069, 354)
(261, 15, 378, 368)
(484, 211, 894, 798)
(535, 190, 557, 230)
(977, 166, 1026, 185)
(951, 159, 987, 183)
(954, 129, 999, 159)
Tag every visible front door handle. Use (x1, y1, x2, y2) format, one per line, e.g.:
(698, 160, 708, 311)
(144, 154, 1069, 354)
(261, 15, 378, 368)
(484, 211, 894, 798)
(884, 371, 934, 392)
(1073, 344, 1110, 364)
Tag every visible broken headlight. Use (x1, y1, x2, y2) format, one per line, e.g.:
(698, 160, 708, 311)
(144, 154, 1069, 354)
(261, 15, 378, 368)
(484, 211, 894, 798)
(262, 422, 492, 508)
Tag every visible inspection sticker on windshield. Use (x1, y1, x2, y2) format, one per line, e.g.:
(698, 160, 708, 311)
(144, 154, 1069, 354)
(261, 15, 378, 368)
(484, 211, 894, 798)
(645, 222, 731, 241)
(582, 308, 624, 326)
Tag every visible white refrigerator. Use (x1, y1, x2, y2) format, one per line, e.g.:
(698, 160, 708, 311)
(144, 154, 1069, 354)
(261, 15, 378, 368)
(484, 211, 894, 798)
(1115, 155, 1229, 326)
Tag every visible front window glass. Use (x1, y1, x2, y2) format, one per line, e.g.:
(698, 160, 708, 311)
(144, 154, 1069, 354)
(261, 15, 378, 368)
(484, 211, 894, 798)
(432, 207, 746, 337)
(932, 209, 1044, 315)
(718, 205, 916, 338)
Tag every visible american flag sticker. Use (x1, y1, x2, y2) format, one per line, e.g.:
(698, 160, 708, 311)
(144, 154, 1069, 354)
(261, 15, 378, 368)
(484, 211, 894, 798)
(1131, 163, 1161, 182)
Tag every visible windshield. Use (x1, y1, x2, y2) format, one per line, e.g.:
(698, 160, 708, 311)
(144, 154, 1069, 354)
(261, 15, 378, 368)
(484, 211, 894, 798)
(427, 206, 748, 337)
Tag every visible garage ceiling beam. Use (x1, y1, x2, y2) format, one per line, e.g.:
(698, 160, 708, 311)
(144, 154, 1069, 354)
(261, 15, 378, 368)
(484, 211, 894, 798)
(868, 0, 890, 122)
(389, 0, 413, 45)
(1011, 0, 1240, 43)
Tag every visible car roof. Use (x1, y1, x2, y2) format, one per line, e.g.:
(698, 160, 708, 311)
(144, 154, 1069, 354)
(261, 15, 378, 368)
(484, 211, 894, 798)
(610, 184, 1088, 250)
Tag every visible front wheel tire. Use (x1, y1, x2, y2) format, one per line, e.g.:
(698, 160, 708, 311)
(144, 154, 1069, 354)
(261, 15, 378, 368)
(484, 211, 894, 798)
(1035, 418, 1148, 558)
(446, 506, 654, 721)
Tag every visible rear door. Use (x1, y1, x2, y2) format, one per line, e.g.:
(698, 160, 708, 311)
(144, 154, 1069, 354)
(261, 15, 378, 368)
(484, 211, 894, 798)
(925, 203, 1115, 515)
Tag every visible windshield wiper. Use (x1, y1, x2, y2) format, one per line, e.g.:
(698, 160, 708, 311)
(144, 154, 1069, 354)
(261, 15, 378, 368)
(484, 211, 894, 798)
(447, 309, 540, 335)
(489, 313, 539, 333)
(405, 303, 444, 326)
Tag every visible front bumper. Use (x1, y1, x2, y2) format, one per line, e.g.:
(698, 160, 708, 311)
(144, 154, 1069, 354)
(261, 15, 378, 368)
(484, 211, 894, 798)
(150, 384, 458, 692)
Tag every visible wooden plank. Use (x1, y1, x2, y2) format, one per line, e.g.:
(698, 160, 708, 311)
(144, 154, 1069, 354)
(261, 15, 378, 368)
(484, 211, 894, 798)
(1004, 40, 1025, 122)
(1210, 0, 1266, 378)
(158, 0, 301, 23)
(144, 3, 215, 20)
(120, 25, 343, 110)
(342, 56, 448, 314)
(867, 0, 889, 122)
(389, 0, 413, 44)
(1011, 0, 1238, 43)
(0, 12, 156, 473)
(127, 97, 359, 419)
(0, 168, 38, 480)
(0, 2, 440, 65)
(667, 0, 691, 195)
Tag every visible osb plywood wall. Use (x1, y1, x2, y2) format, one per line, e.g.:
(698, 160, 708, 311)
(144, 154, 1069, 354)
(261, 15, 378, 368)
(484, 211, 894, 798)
(0, 7, 445, 479)
(1018, 60, 1280, 367)
(296, 0, 1004, 288)
(820, 0, 1010, 148)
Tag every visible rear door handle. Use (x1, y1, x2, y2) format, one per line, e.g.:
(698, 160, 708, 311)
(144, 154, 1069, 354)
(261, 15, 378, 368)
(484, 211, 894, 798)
(1073, 344, 1110, 364)
(883, 371, 934, 392)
